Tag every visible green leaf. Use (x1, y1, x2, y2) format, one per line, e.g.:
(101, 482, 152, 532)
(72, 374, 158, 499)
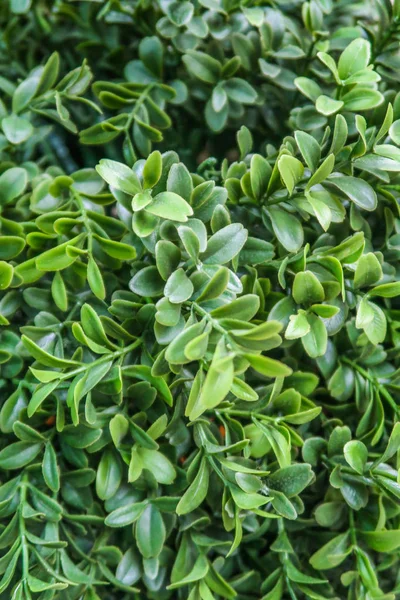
(320, 232, 365, 264)
(138, 447, 176, 484)
(244, 354, 292, 377)
(230, 377, 259, 401)
(224, 78, 257, 104)
(164, 268, 194, 303)
(96, 449, 122, 500)
(360, 530, 400, 553)
(0, 168, 28, 205)
(250, 154, 271, 199)
(375, 422, 400, 465)
(156, 297, 181, 326)
(268, 207, 304, 252)
(311, 304, 339, 318)
(197, 266, 230, 302)
(188, 343, 234, 420)
(176, 456, 209, 515)
(369, 281, 400, 298)
(156, 240, 181, 281)
(132, 191, 152, 211)
(270, 490, 297, 520)
(168, 554, 209, 589)
(178, 226, 200, 260)
(167, 163, 193, 200)
(230, 484, 271, 509)
(0, 388, 28, 433)
(237, 125, 253, 159)
(278, 155, 304, 195)
(343, 440, 368, 474)
(10, 0, 31, 13)
(2, 115, 33, 144)
(96, 159, 142, 195)
(109, 414, 129, 447)
(302, 315, 327, 358)
(143, 151, 162, 189)
(232, 321, 282, 341)
(0, 548, 22, 594)
(36, 51, 60, 95)
(338, 38, 371, 80)
(0, 441, 42, 469)
(62, 425, 102, 449)
(210, 294, 260, 320)
(35, 233, 86, 271)
(27, 576, 67, 592)
(22, 335, 81, 368)
(330, 114, 348, 155)
(285, 312, 310, 339)
(205, 99, 229, 132)
(341, 87, 383, 112)
(295, 131, 321, 171)
(73, 361, 113, 423)
(184, 331, 209, 361)
(42, 443, 60, 492)
(116, 548, 141, 586)
(354, 253, 382, 289)
(306, 153, 335, 189)
(167, 1, 194, 25)
(389, 118, 400, 145)
(123, 365, 173, 405)
(0, 262, 13, 290)
(81, 303, 113, 348)
(130, 421, 158, 450)
(315, 95, 343, 116)
(286, 561, 327, 585)
(93, 235, 136, 260)
(201, 223, 248, 264)
(165, 321, 206, 364)
(183, 50, 221, 84)
(267, 463, 314, 497)
(51, 271, 68, 311)
(136, 504, 165, 558)
(130, 266, 164, 297)
(309, 533, 351, 570)
(105, 501, 147, 527)
(146, 191, 193, 222)
(293, 271, 325, 305)
(295, 75, 323, 100)
(327, 175, 377, 211)
(28, 380, 59, 417)
(87, 255, 106, 300)
(14, 421, 44, 442)
(357, 300, 386, 344)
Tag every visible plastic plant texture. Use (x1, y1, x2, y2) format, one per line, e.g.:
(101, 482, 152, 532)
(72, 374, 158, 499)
(1, 1, 400, 599)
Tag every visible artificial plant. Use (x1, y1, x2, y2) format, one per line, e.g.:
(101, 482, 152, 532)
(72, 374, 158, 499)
(1, 0, 400, 599)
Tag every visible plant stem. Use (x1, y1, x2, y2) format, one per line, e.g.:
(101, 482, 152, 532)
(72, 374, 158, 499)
(349, 509, 357, 547)
(73, 189, 93, 251)
(125, 84, 155, 131)
(19, 475, 29, 581)
(190, 302, 227, 336)
(56, 338, 142, 382)
(341, 356, 398, 413)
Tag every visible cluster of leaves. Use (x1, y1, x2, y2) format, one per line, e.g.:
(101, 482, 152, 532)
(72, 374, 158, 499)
(3, 0, 400, 164)
(1, 0, 400, 599)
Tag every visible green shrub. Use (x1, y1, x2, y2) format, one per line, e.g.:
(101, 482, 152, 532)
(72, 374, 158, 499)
(1, 1, 400, 599)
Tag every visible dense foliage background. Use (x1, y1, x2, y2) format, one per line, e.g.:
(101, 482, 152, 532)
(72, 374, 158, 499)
(1, 0, 400, 599)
